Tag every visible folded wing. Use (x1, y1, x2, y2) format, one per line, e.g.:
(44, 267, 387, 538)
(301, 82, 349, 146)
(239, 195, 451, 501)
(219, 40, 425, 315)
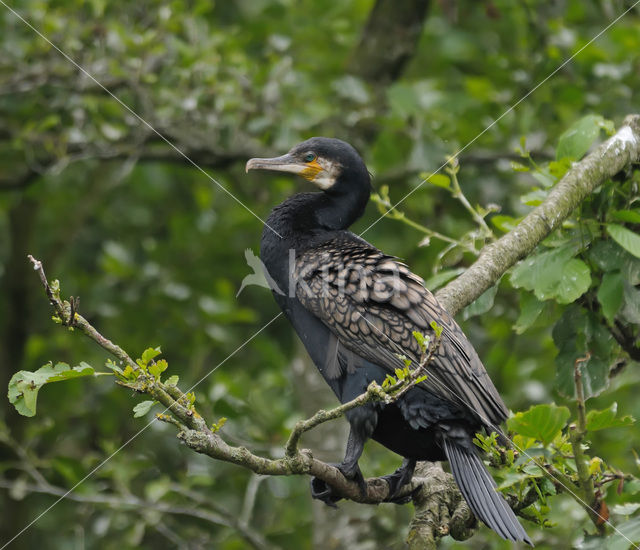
(294, 235, 508, 429)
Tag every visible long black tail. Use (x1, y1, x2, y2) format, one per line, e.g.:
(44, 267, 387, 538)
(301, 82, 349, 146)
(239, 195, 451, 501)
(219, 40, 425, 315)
(443, 438, 533, 545)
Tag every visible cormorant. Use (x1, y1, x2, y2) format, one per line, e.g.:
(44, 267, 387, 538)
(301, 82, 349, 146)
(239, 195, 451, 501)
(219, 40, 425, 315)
(246, 137, 532, 545)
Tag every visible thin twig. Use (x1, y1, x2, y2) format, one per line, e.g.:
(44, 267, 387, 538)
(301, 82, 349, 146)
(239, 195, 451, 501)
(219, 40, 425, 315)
(284, 381, 388, 457)
(447, 160, 494, 240)
(285, 334, 441, 458)
(574, 353, 590, 433)
(27, 254, 137, 369)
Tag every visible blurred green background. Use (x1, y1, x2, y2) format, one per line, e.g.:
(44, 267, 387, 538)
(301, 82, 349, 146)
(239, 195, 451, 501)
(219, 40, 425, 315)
(1, 1, 639, 548)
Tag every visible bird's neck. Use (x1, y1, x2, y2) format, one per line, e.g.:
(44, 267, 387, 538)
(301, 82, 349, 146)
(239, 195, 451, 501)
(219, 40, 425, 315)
(260, 182, 370, 294)
(314, 185, 370, 232)
(266, 184, 369, 242)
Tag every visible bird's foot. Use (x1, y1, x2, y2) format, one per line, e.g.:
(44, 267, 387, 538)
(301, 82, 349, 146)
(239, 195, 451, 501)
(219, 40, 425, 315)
(381, 458, 416, 504)
(310, 462, 367, 508)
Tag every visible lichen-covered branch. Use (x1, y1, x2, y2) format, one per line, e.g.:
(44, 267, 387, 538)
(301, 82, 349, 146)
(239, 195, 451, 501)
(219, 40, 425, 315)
(26, 256, 421, 506)
(412, 115, 640, 549)
(406, 462, 476, 550)
(24, 114, 640, 550)
(436, 114, 640, 315)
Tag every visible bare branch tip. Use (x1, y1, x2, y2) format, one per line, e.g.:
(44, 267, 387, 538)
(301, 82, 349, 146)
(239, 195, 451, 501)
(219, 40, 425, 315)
(27, 254, 41, 270)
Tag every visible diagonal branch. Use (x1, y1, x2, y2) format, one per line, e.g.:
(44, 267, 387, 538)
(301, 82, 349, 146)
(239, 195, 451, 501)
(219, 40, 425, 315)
(22, 113, 640, 550)
(436, 114, 640, 315)
(25, 255, 421, 505)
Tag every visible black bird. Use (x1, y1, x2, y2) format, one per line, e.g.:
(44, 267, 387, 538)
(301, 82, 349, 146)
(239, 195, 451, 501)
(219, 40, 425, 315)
(246, 137, 532, 545)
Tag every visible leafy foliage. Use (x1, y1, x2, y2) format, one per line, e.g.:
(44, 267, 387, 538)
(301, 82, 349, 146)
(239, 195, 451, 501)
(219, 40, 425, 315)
(8, 362, 96, 417)
(507, 404, 571, 446)
(1, 1, 640, 549)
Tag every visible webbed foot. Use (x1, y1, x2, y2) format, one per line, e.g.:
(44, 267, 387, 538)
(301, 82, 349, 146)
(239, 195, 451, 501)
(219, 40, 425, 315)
(381, 458, 416, 504)
(310, 462, 367, 507)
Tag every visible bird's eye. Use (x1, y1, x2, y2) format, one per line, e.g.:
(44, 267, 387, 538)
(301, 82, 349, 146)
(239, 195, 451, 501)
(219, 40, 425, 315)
(304, 152, 316, 163)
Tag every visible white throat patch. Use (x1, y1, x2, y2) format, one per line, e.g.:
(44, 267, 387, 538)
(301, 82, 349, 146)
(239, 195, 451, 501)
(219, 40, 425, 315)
(314, 158, 341, 190)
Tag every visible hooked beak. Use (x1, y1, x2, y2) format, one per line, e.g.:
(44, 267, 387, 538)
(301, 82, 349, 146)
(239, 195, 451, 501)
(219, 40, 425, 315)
(245, 153, 305, 175)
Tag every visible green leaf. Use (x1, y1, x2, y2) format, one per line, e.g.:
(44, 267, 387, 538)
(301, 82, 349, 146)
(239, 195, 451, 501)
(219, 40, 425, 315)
(211, 417, 227, 432)
(606, 516, 640, 550)
(141, 347, 162, 365)
(426, 173, 450, 188)
(148, 359, 168, 380)
(611, 209, 640, 224)
(412, 331, 429, 352)
(511, 244, 590, 303)
(424, 268, 465, 290)
(496, 470, 529, 491)
(589, 240, 640, 285)
(555, 258, 592, 304)
(8, 362, 95, 417)
(121, 365, 137, 381)
(510, 161, 529, 172)
(548, 158, 572, 180)
(507, 404, 571, 446)
(520, 188, 547, 206)
(104, 359, 124, 376)
(586, 402, 635, 432)
(165, 375, 179, 386)
(556, 114, 608, 160)
(531, 170, 555, 188)
(491, 215, 520, 233)
(133, 400, 156, 418)
(394, 367, 406, 380)
(514, 292, 546, 334)
(611, 503, 640, 516)
(621, 281, 640, 324)
(155, 359, 168, 373)
(597, 271, 624, 324)
(607, 224, 640, 259)
(553, 306, 613, 399)
(462, 284, 498, 319)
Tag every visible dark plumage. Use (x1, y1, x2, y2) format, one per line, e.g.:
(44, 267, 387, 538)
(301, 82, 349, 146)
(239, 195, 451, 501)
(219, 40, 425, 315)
(246, 137, 532, 545)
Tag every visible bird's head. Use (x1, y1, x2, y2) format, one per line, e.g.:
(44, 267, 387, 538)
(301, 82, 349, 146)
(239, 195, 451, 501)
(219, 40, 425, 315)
(246, 137, 370, 194)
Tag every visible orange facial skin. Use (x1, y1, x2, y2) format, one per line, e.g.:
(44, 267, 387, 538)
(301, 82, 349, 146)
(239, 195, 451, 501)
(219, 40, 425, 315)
(300, 158, 323, 181)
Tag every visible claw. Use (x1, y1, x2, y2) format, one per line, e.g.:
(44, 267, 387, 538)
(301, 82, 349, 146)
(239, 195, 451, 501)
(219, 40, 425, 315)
(310, 461, 368, 507)
(310, 476, 341, 507)
(381, 458, 416, 504)
(337, 462, 367, 498)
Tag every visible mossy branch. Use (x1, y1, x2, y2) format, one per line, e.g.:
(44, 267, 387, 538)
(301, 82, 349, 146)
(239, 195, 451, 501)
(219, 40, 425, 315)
(24, 114, 640, 550)
(436, 114, 640, 315)
(26, 256, 430, 505)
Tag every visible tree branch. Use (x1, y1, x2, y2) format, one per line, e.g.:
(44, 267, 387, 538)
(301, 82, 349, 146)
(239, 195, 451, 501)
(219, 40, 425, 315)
(22, 114, 640, 550)
(413, 115, 640, 548)
(25, 255, 424, 505)
(436, 115, 640, 315)
(27, 255, 137, 369)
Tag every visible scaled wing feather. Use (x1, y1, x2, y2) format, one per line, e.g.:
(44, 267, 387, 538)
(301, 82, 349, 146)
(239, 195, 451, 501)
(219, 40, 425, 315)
(294, 236, 508, 427)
